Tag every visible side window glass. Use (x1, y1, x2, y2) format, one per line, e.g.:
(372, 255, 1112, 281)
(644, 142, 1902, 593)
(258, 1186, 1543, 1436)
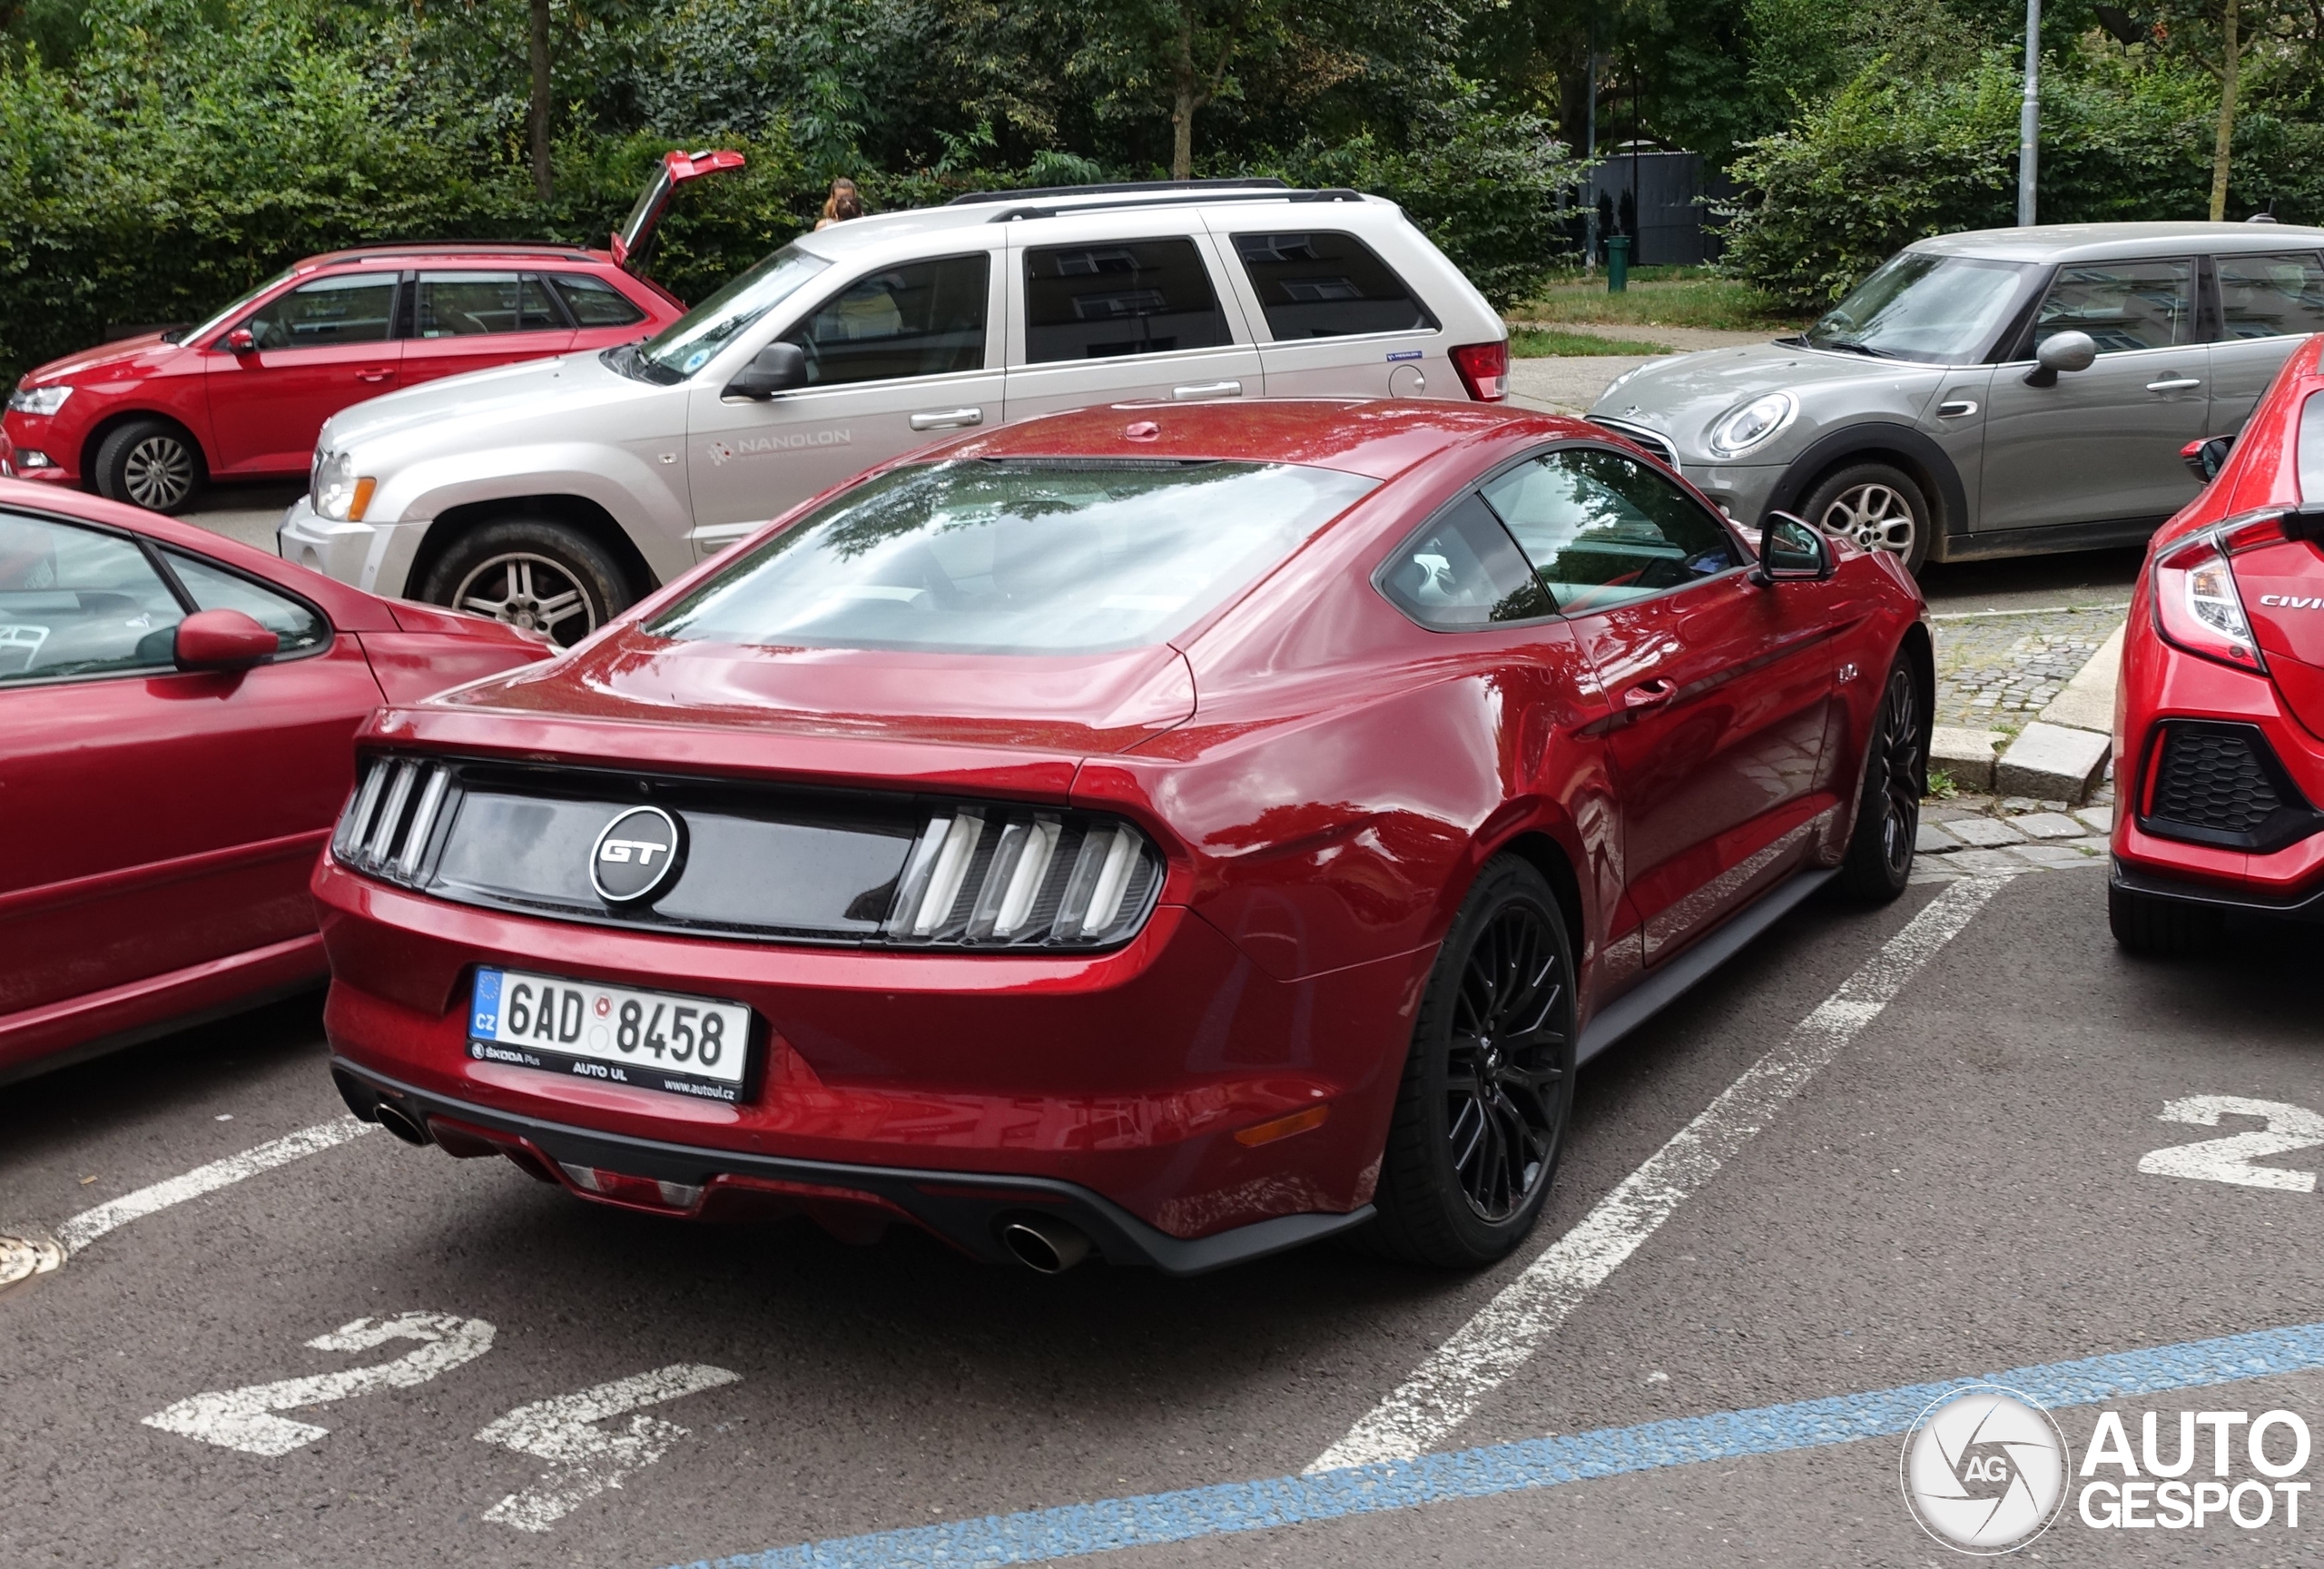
(242, 275, 397, 350)
(1376, 494, 1554, 630)
(1023, 238, 1229, 363)
(779, 253, 990, 388)
(1482, 448, 1742, 614)
(1232, 232, 1438, 340)
(415, 272, 560, 338)
(2034, 259, 2193, 353)
(162, 550, 328, 656)
(2216, 252, 2324, 340)
(0, 512, 184, 683)
(547, 272, 646, 328)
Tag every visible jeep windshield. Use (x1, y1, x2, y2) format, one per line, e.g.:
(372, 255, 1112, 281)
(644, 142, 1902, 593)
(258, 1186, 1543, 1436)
(1803, 252, 2039, 364)
(648, 458, 1379, 656)
(620, 242, 831, 383)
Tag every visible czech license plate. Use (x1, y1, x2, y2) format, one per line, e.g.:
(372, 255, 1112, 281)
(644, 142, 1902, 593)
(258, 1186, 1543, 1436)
(468, 968, 752, 1103)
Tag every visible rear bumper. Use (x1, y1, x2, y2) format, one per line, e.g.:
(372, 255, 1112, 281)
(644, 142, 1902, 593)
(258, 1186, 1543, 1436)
(330, 1059, 1374, 1274)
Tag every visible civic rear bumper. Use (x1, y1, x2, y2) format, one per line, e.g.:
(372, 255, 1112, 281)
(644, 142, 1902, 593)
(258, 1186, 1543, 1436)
(330, 1058, 1374, 1274)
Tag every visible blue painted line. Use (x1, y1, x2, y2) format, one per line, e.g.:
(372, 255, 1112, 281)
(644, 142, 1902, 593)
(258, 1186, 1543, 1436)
(675, 1319, 2324, 1569)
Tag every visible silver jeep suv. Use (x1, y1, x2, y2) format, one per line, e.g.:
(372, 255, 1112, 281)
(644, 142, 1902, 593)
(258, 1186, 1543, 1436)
(280, 179, 1507, 643)
(1590, 221, 2324, 572)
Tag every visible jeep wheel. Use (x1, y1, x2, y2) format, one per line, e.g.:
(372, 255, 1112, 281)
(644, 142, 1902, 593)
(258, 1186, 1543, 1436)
(419, 519, 634, 648)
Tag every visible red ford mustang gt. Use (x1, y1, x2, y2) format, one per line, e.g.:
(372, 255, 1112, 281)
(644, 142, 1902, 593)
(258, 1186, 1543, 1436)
(316, 400, 1931, 1274)
(2111, 334, 2324, 950)
(0, 481, 547, 1083)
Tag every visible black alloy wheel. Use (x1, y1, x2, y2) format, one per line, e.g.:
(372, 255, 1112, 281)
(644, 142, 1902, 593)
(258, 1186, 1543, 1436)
(1364, 855, 1576, 1268)
(94, 418, 205, 514)
(1837, 656, 1925, 902)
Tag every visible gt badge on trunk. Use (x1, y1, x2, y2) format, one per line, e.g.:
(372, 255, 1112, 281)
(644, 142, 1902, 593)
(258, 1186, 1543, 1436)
(590, 805, 684, 906)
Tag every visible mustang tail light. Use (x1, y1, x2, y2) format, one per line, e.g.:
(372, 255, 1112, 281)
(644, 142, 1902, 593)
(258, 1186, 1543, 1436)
(334, 755, 457, 886)
(1450, 340, 1509, 402)
(885, 806, 1164, 948)
(2153, 530, 2267, 675)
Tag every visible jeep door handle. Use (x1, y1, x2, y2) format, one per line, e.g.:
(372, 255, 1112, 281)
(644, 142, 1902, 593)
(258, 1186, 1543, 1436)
(909, 407, 984, 431)
(1624, 677, 1677, 709)
(1171, 380, 1243, 400)
(1935, 400, 1978, 418)
(2146, 377, 2203, 392)
(354, 368, 395, 384)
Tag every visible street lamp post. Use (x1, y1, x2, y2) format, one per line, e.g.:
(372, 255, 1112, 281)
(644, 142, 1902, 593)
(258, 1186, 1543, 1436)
(2019, 0, 2041, 225)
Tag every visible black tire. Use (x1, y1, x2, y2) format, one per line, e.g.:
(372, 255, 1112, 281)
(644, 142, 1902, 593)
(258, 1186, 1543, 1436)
(417, 518, 636, 648)
(1837, 656, 1925, 903)
(92, 418, 205, 514)
(1364, 855, 1577, 1269)
(1799, 461, 1930, 576)
(2108, 882, 2226, 956)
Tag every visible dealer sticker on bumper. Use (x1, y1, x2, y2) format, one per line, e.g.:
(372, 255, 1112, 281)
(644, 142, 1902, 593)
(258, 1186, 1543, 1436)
(468, 967, 752, 1103)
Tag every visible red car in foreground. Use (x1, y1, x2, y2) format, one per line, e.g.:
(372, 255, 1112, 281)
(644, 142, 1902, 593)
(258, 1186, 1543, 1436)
(2111, 335, 2324, 951)
(316, 400, 1930, 1274)
(0, 482, 547, 1084)
(2, 150, 741, 515)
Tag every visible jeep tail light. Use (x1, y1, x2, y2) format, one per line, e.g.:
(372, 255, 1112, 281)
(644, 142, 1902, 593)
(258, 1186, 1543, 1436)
(2153, 531, 2267, 675)
(1450, 340, 1509, 402)
(884, 806, 1163, 949)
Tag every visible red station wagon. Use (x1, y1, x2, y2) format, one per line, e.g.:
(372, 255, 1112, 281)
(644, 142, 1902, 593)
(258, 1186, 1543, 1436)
(1, 150, 742, 515)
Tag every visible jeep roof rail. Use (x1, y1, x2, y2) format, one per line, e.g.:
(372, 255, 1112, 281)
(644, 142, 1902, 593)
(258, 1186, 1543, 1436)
(976, 187, 1369, 224)
(945, 177, 1288, 207)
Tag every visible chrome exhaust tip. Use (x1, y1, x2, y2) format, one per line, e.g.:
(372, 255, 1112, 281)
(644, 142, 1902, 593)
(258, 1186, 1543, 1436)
(998, 1215, 1092, 1274)
(374, 1100, 431, 1148)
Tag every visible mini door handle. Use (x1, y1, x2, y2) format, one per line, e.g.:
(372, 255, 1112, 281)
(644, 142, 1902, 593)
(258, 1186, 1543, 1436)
(1935, 399, 1978, 418)
(909, 407, 984, 430)
(1171, 380, 1243, 400)
(2146, 377, 2203, 392)
(1624, 677, 1677, 709)
(355, 368, 395, 383)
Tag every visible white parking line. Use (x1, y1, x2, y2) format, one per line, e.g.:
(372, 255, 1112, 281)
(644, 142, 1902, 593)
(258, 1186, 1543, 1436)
(55, 1114, 378, 1256)
(1309, 874, 2008, 1472)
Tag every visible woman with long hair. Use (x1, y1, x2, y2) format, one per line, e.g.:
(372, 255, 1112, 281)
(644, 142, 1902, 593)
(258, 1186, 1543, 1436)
(815, 178, 863, 230)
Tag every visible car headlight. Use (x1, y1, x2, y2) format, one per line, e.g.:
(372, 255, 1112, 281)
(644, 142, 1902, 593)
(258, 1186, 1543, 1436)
(310, 449, 375, 522)
(7, 384, 71, 417)
(1704, 392, 1797, 459)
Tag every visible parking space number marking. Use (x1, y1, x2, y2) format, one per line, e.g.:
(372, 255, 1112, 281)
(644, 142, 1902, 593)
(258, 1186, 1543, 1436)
(143, 1311, 497, 1456)
(476, 1362, 741, 1532)
(2139, 1096, 2324, 1193)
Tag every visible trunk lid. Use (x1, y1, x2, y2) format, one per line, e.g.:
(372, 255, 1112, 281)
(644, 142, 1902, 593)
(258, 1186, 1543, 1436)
(612, 149, 746, 275)
(2240, 535, 2324, 735)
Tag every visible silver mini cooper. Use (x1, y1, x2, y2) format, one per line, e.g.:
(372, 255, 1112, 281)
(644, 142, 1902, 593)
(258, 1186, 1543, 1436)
(1590, 221, 2324, 572)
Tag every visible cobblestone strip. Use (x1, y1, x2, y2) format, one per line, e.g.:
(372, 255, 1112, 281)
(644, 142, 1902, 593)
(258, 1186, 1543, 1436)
(1931, 604, 2128, 731)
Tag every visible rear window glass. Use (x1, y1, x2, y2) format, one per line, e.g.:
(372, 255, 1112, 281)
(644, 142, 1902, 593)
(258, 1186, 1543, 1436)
(1022, 239, 1231, 363)
(415, 272, 560, 337)
(649, 459, 1377, 656)
(1234, 232, 1436, 340)
(547, 272, 646, 328)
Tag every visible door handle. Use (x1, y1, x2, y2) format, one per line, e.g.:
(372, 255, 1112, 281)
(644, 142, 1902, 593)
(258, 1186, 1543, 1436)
(355, 368, 395, 384)
(1935, 400, 1978, 419)
(2146, 377, 2203, 392)
(909, 407, 983, 431)
(1623, 677, 1677, 709)
(1170, 380, 1243, 400)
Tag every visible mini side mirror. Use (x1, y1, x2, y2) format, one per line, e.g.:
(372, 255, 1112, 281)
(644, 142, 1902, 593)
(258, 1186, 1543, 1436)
(723, 341, 809, 400)
(222, 327, 257, 354)
(175, 607, 279, 671)
(1755, 510, 1833, 584)
(2181, 433, 2236, 484)
(2023, 329, 2097, 388)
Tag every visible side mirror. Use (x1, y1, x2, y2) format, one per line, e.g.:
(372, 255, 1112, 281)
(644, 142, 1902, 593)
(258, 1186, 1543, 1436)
(222, 327, 257, 354)
(174, 608, 279, 671)
(1755, 510, 1833, 584)
(2023, 329, 2097, 388)
(2181, 433, 2236, 484)
(723, 341, 808, 400)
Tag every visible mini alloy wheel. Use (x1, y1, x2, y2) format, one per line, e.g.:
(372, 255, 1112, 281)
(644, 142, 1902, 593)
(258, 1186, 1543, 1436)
(451, 552, 599, 646)
(1821, 481, 1916, 558)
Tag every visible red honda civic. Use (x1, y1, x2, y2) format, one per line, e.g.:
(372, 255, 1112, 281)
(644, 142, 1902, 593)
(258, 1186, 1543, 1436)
(2, 150, 740, 515)
(2111, 335, 2324, 951)
(315, 400, 1931, 1274)
(0, 481, 547, 1084)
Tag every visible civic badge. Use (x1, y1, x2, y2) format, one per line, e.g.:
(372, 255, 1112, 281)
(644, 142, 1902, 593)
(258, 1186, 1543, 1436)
(589, 805, 685, 906)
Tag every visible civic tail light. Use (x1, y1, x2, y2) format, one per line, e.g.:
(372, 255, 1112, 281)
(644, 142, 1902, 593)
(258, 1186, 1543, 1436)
(884, 806, 1164, 949)
(2153, 531, 2267, 675)
(1449, 340, 1509, 402)
(334, 755, 458, 887)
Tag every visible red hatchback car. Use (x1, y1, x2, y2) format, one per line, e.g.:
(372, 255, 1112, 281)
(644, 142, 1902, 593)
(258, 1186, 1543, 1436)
(1, 150, 741, 516)
(315, 400, 1930, 1274)
(0, 481, 546, 1084)
(2111, 334, 2324, 951)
